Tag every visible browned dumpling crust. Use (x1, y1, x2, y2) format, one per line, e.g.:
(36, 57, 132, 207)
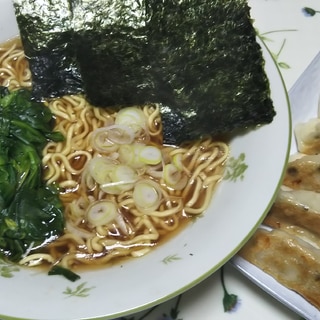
(239, 228, 320, 309)
(264, 188, 320, 237)
(283, 155, 320, 191)
(240, 150, 320, 310)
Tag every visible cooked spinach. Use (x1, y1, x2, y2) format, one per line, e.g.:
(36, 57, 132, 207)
(48, 265, 81, 282)
(0, 87, 65, 262)
(0, 185, 64, 262)
(13, 0, 276, 145)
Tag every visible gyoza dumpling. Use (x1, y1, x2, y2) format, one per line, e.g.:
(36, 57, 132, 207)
(264, 187, 320, 237)
(295, 118, 320, 154)
(239, 227, 320, 310)
(283, 154, 320, 191)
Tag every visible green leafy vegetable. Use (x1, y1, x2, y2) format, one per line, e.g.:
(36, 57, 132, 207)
(0, 87, 65, 262)
(13, 0, 275, 145)
(48, 265, 80, 282)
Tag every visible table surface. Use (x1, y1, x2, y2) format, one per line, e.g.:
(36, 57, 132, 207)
(116, 1, 320, 319)
(0, 1, 318, 320)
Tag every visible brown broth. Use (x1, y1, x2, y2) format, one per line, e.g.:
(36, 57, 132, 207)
(0, 38, 228, 273)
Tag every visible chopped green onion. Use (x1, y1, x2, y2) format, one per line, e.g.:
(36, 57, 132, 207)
(118, 144, 135, 165)
(111, 165, 137, 184)
(48, 265, 81, 282)
(100, 164, 137, 194)
(118, 143, 146, 169)
(163, 163, 188, 190)
(133, 179, 162, 214)
(163, 163, 181, 186)
(91, 128, 117, 153)
(86, 200, 118, 227)
(115, 107, 147, 135)
(172, 153, 184, 170)
(163, 164, 188, 190)
(105, 124, 135, 145)
(138, 145, 162, 165)
(91, 125, 134, 153)
(88, 157, 116, 185)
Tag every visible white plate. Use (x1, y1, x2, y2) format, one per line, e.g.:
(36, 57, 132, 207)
(232, 50, 320, 320)
(0, 2, 291, 320)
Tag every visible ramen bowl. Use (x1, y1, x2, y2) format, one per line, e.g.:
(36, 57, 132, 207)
(0, 1, 291, 319)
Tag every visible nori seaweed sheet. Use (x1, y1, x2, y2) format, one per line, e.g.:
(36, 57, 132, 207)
(147, 1, 276, 144)
(13, 0, 276, 145)
(73, 1, 152, 106)
(13, 0, 83, 99)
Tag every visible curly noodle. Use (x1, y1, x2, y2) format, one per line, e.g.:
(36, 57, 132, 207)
(1, 39, 229, 270)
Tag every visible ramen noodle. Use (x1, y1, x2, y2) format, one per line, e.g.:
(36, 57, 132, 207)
(0, 39, 229, 270)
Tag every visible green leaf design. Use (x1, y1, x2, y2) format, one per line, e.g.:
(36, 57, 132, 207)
(278, 62, 290, 69)
(224, 153, 248, 182)
(0, 258, 20, 278)
(63, 281, 95, 298)
(220, 267, 239, 312)
(302, 7, 320, 17)
(165, 294, 183, 320)
(162, 254, 182, 264)
(255, 29, 298, 70)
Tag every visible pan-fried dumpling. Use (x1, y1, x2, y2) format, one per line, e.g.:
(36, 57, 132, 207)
(294, 118, 320, 154)
(239, 227, 320, 310)
(283, 155, 320, 191)
(264, 187, 320, 238)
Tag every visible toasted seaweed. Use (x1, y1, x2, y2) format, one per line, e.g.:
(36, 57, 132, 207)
(73, 0, 152, 107)
(148, 1, 276, 144)
(13, 0, 83, 99)
(13, 0, 275, 145)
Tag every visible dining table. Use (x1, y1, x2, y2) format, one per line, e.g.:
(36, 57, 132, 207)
(113, 0, 320, 319)
(0, 0, 319, 319)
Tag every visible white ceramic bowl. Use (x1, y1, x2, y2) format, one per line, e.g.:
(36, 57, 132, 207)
(0, 2, 291, 319)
